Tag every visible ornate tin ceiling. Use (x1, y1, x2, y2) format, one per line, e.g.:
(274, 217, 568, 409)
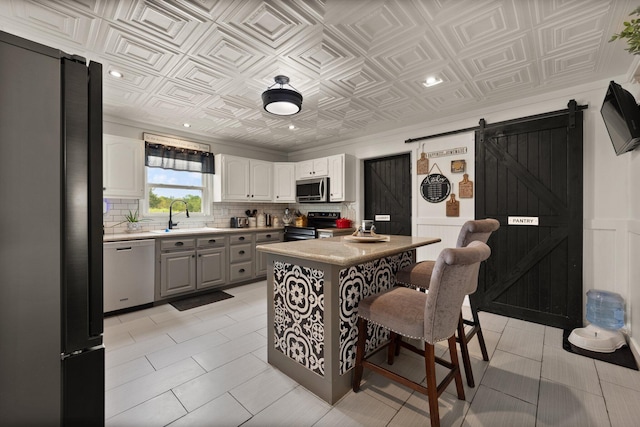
(0, 0, 636, 151)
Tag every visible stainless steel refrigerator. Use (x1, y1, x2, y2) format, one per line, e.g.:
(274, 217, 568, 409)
(0, 31, 104, 426)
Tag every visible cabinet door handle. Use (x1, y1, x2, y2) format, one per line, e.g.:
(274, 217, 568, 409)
(175, 241, 184, 246)
(198, 254, 202, 257)
(192, 255, 195, 258)
(208, 239, 216, 243)
(266, 234, 271, 238)
(239, 268, 245, 273)
(239, 250, 245, 255)
(239, 236, 245, 241)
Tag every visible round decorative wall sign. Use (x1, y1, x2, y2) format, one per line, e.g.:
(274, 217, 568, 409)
(420, 173, 451, 203)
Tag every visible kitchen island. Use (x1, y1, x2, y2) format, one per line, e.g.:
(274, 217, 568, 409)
(257, 235, 441, 404)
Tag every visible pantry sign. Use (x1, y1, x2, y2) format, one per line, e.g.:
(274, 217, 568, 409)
(508, 216, 539, 226)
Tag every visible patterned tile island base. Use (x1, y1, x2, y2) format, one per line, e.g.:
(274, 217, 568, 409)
(263, 235, 443, 404)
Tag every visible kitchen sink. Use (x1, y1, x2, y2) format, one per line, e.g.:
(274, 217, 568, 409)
(149, 227, 221, 234)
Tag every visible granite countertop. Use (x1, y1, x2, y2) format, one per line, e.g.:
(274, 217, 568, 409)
(257, 235, 441, 267)
(104, 226, 284, 242)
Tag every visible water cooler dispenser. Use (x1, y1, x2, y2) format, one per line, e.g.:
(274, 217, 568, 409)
(568, 289, 626, 353)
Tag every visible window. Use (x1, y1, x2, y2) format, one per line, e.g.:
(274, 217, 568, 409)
(145, 167, 210, 216)
(143, 139, 215, 218)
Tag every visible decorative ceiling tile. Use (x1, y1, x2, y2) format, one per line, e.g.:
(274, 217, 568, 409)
(0, 0, 636, 151)
(170, 58, 235, 93)
(102, 59, 163, 90)
(435, 1, 525, 54)
(221, 0, 319, 47)
(188, 24, 268, 74)
(541, 46, 599, 80)
(529, 0, 609, 25)
(458, 36, 530, 78)
(423, 83, 480, 111)
(96, 23, 182, 73)
(10, 0, 99, 48)
(154, 80, 213, 106)
(535, 9, 609, 57)
(111, 0, 210, 48)
(473, 64, 537, 95)
(369, 30, 449, 80)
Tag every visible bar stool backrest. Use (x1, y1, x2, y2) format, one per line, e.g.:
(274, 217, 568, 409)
(455, 219, 499, 294)
(424, 241, 491, 344)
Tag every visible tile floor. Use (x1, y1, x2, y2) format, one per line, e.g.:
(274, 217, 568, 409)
(104, 280, 640, 426)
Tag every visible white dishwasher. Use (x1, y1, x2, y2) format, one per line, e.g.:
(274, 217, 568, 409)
(104, 239, 155, 313)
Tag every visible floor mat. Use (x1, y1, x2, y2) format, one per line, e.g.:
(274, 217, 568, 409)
(170, 291, 234, 311)
(563, 329, 638, 370)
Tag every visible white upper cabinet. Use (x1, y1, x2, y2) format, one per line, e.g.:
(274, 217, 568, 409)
(249, 159, 273, 201)
(214, 154, 273, 202)
(216, 155, 250, 201)
(296, 157, 328, 180)
(273, 162, 296, 202)
(103, 135, 144, 199)
(327, 153, 356, 202)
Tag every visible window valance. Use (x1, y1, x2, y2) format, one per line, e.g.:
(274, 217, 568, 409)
(145, 142, 215, 174)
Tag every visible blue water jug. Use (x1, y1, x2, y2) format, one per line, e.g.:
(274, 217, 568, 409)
(586, 289, 625, 330)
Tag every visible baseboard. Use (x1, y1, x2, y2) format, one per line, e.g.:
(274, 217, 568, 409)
(630, 336, 640, 367)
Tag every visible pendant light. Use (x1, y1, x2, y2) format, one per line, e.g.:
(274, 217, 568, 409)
(262, 75, 303, 116)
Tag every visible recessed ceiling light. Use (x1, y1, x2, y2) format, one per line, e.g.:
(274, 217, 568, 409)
(183, 123, 191, 128)
(423, 76, 443, 87)
(289, 124, 295, 130)
(109, 70, 123, 78)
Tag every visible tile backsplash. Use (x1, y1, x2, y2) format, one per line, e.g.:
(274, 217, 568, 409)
(103, 199, 357, 234)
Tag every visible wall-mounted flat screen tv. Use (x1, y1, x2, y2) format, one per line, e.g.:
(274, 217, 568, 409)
(600, 80, 640, 155)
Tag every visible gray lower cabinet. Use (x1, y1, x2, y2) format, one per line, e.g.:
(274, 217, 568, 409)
(196, 236, 227, 289)
(229, 234, 254, 283)
(156, 231, 281, 300)
(160, 249, 197, 297)
(158, 236, 227, 299)
(255, 231, 283, 276)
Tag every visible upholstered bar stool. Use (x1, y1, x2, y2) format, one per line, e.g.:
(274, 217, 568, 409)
(396, 218, 499, 387)
(353, 242, 491, 427)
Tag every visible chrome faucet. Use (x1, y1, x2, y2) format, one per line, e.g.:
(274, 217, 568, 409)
(168, 200, 189, 229)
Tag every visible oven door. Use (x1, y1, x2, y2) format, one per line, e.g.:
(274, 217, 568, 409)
(295, 177, 328, 203)
(284, 226, 317, 241)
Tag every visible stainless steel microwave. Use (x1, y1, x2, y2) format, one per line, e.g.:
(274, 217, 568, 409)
(296, 177, 329, 203)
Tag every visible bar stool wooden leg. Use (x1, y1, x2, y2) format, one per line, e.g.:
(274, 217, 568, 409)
(387, 331, 397, 365)
(447, 335, 465, 400)
(352, 318, 366, 392)
(470, 304, 489, 361)
(456, 313, 475, 388)
(424, 343, 440, 427)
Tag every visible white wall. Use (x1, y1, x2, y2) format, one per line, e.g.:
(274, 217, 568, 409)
(288, 77, 640, 356)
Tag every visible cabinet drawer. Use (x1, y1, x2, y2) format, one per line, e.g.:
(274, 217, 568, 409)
(255, 231, 282, 243)
(197, 235, 227, 248)
(229, 234, 252, 245)
(229, 261, 253, 282)
(160, 238, 195, 251)
(229, 243, 252, 263)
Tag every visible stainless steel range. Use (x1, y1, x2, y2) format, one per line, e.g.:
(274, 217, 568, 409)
(283, 212, 340, 241)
